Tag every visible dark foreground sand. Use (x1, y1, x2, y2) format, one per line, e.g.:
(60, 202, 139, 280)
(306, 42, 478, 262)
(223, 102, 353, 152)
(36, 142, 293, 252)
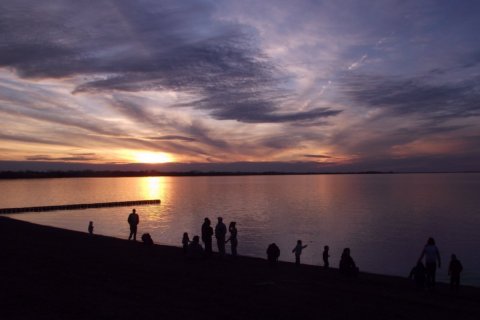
(1, 217, 479, 320)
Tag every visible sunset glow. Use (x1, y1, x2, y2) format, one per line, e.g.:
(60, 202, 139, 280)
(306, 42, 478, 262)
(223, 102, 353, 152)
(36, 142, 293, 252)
(1, 1, 480, 172)
(133, 152, 173, 164)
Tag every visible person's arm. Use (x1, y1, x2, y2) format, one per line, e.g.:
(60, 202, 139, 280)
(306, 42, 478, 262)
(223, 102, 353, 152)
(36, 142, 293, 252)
(303, 245, 308, 249)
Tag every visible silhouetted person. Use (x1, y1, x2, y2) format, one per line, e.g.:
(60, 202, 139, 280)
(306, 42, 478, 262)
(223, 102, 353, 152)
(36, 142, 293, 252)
(201, 218, 213, 256)
(267, 243, 280, 267)
(226, 221, 238, 257)
(448, 254, 463, 292)
(339, 248, 359, 277)
(215, 217, 227, 257)
(292, 240, 308, 266)
(127, 209, 139, 241)
(88, 221, 94, 235)
(418, 237, 441, 288)
(187, 235, 204, 259)
(409, 261, 426, 290)
(141, 233, 153, 245)
(323, 245, 330, 268)
(182, 232, 190, 254)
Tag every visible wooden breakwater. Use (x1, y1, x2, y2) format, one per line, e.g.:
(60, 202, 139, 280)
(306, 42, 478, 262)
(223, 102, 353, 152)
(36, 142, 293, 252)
(0, 199, 161, 214)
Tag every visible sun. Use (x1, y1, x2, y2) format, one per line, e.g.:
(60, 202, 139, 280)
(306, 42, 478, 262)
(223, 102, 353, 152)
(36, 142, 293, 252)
(134, 151, 173, 164)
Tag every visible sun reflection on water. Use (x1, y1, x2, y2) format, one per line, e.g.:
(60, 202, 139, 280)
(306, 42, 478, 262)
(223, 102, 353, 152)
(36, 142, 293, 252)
(139, 177, 169, 220)
(140, 177, 162, 199)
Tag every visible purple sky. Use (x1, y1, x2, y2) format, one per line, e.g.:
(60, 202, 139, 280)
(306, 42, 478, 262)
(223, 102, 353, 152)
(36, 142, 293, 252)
(1, 0, 480, 172)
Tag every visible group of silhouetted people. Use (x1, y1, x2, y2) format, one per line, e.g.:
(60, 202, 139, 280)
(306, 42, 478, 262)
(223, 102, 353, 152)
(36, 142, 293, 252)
(87, 210, 465, 291)
(410, 237, 463, 291)
(267, 241, 358, 277)
(182, 217, 238, 259)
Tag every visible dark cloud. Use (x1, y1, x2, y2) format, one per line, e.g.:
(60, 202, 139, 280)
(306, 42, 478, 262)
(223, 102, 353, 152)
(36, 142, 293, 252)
(105, 96, 229, 152)
(341, 73, 480, 120)
(147, 135, 197, 142)
(304, 154, 332, 159)
(0, 0, 341, 124)
(25, 153, 100, 162)
(0, 132, 78, 147)
(109, 96, 167, 129)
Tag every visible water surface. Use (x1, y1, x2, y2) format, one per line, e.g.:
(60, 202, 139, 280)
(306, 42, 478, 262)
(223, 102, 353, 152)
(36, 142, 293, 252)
(1, 173, 479, 285)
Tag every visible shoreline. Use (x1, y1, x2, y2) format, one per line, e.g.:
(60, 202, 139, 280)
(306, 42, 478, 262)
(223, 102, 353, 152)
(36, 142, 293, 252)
(1, 216, 480, 319)
(2, 171, 480, 180)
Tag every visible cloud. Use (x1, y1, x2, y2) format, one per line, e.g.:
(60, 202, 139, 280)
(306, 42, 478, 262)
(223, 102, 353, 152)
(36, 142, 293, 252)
(304, 154, 332, 159)
(0, 0, 341, 124)
(25, 153, 100, 162)
(340, 72, 480, 120)
(0, 132, 77, 147)
(146, 135, 197, 142)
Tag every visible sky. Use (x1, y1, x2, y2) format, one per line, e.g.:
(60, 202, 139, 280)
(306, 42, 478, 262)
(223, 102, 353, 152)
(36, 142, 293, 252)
(1, 0, 480, 172)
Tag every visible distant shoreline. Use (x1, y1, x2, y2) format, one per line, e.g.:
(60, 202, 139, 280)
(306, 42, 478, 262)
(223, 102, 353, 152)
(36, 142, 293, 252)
(1, 170, 479, 179)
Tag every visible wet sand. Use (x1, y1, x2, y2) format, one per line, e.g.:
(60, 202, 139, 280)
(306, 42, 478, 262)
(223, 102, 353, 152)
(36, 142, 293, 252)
(1, 216, 479, 320)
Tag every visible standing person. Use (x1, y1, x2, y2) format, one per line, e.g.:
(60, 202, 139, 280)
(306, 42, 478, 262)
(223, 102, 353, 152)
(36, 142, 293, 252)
(182, 232, 190, 254)
(215, 217, 227, 257)
(448, 254, 463, 292)
(292, 240, 308, 266)
(127, 209, 139, 241)
(418, 237, 441, 289)
(201, 218, 213, 256)
(88, 221, 94, 235)
(226, 221, 238, 257)
(323, 245, 330, 268)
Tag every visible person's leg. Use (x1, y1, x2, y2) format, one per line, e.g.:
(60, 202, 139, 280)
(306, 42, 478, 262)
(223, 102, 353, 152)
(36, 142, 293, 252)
(431, 264, 437, 287)
(206, 239, 212, 256)
(453, 275, 460, 291)
(220, 239, 226, 255)
(426, 262, 437, 288)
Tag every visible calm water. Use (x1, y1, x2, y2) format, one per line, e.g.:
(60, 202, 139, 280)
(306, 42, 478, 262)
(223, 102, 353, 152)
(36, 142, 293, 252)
(1, 174, 479, 285)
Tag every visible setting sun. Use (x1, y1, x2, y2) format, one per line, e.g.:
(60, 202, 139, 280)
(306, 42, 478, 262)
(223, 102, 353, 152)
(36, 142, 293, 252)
(133, 152, 173, 164)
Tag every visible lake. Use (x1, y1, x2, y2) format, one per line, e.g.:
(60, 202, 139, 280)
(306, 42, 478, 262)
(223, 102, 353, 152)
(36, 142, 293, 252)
(1, 173, 479, 285)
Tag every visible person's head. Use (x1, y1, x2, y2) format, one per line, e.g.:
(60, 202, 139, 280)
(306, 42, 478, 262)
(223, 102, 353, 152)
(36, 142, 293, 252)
(229, 221, 236, 229)
(218, 217, 223, 223)
(342, 248, 350, 256)
(451, 254, 457, 260)
(324, 245, 329, 251)
(183, 232, 188, 238)
(297, 240, 302, 245)
(427, 237, 435, 245)
(204, 217, 210, 223)
(89, 221, 93, 225)
(192, 235, 200, 243)
(132, 209, 136, 214)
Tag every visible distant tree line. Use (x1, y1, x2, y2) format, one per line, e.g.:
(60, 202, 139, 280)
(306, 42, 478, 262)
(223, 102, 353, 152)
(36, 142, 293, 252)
(0, 170, 400, 179)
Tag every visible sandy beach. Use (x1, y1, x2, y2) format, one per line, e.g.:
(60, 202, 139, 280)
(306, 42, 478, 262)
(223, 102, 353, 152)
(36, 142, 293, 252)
(1, 216, 479, 320)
